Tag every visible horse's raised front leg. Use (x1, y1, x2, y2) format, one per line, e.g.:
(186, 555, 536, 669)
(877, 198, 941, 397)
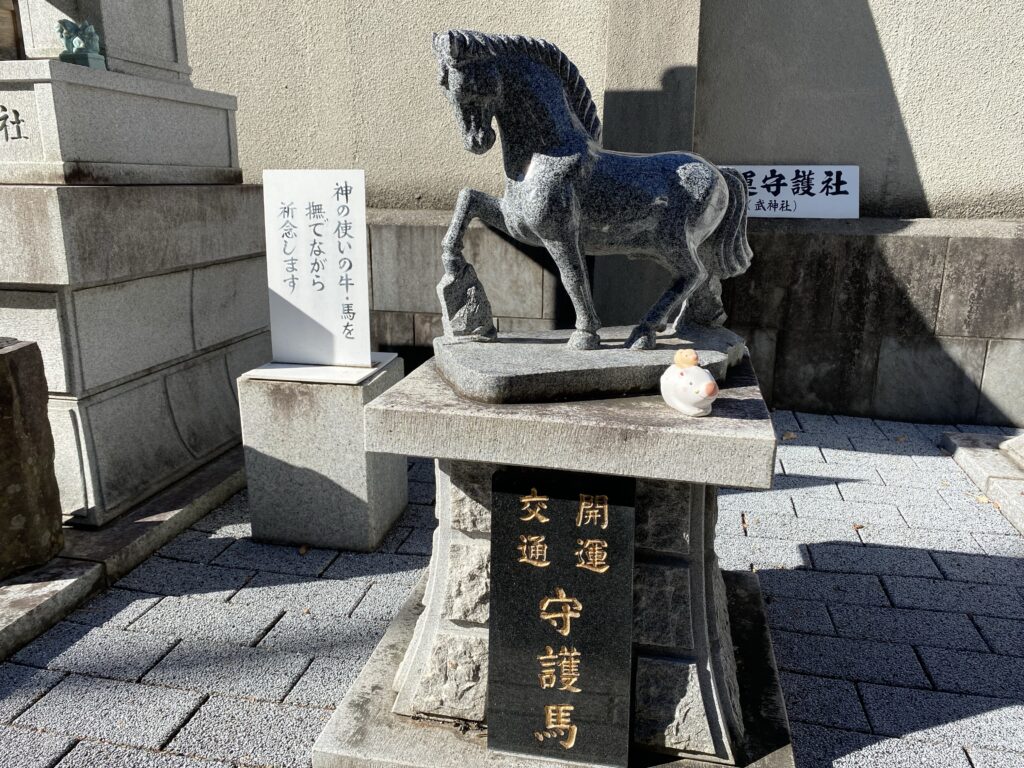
(438, 188, 505, 340)
(545, 238, 601, 350)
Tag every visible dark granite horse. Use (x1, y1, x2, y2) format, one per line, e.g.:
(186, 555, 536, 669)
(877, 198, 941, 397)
(433, 29, 752, 350)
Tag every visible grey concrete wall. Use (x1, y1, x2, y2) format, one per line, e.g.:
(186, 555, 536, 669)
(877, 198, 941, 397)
(183, 0, 608, 210)
(693, 0, 1024, 219)
(183, 0, 1023, 218)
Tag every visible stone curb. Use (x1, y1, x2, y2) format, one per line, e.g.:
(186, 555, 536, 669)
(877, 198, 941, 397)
(0, 448, 245, 662)
(942, 433, 1024, 535)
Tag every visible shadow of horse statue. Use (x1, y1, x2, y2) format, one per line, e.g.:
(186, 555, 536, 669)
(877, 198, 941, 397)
(432, 29, 752, 350)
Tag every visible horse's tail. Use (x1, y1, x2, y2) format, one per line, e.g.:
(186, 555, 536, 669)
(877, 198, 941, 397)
(701, 166, 753, 280)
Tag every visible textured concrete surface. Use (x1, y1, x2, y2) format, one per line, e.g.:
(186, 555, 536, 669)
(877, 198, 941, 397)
(0, 60, 238, 185)
(2, 426, 1023, 766)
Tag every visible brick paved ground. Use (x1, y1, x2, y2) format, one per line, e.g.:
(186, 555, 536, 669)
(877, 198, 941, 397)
(1, 414, 1022, 767)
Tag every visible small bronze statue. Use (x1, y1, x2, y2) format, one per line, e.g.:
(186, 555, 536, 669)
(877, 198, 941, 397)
(433, 30, 752, 350)
(57, 19, 105, 70)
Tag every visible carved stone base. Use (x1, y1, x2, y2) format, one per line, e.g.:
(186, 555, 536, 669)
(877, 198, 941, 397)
(391, 460, 748, 763)
(312, 568, 794, 768)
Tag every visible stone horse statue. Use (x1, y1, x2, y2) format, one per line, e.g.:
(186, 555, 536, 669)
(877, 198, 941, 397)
(433, 29, 752, 350)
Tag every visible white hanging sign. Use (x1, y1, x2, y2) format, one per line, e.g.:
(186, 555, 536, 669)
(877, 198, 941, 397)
(725, 165, 859, 219)
(262, 169, 372, 368)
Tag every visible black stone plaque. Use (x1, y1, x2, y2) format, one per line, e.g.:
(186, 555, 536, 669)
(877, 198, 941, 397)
(487, 467, 635, 767)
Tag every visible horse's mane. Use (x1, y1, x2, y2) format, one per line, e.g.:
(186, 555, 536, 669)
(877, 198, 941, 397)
(434, 29, 602, 143)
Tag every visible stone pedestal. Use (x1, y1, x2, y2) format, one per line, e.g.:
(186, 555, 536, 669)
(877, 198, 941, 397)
(315, 357, 789, 767)
(0, 8, 265, 526)
(0, 340, 63, 580)
(238, 356, 408, 552)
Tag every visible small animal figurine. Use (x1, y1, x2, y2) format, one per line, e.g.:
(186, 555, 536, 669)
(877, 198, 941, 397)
(660, 349, 720, 417)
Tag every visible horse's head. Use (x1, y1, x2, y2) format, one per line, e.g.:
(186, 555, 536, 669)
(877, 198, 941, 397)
(433, 31, 501, 155)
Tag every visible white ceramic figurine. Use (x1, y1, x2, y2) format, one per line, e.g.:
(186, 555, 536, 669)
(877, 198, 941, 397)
(660, 349, 720, 417)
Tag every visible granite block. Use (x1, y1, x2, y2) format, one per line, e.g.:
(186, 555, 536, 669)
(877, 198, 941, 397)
(167, 695, 331, 768)
(779, 672, 869, 731)
(0, 340, 63, 580)
(765, 598, 835, 634)
(144, 640, 311, 701)
(229, 572, 365, 616)
(284, 655, 362, 709)
(239, 359, 408, 551)
(873, 336, 988, 423)
(364, 360, 776, 489)
(793, 412, 839, 433)
(978, 340, 1024, 425)
(65, 589, 162, 630)
(258, 613, 388, 661)
(809, 543, 941, 578)
(0, 664, 64, 724)
(55, 742, 230, 768)
(72, 272, 193, 390)
(932, 551, 1024, 587)
(771, 630, 928, 687)
(190, 492, 250, 538)
(919, 646, 1024, 699)
(772, 329, 879, 415)
(349, 581, 415, 622)
(191, 257, 270, 349)
(0, 724, 73, 768)
(633, 564, 693, 650)
(212, 539, 337, 577)
(408, 482, 435, 505)
(972, 533, 1024, 559)
(13, 622, 175, 682)
(858, 525, 984, 554)
(972, 616, 1024, 657)
(400, 503, 437, 529)
(744, 510, 861, 543)
(0, 559, 105, 662)
(838, 482, 945, 508)
(116, 557, 253, 602)
(829, 604, 987, 651)
(397, 526, 435, 556)
(127, 596, 282, 646)
(832, 415, 886, 438)
(771, 410, 801, 433)
(757, 570, 890, 607)
(966, 747, 1024, 768)
(633, 657, 717, 756)
(860, 683, 1024, 751)
(937, 236, 1024, 339)
(157, 530, 235, 565)
(321, 553, 428, 588)
(16, 674, 203, 749)
(790, 722, 971, 768)
(781, 461, 883, 484)
(882, 576, 1024, 619)
(898, 506, 1017, 535)
(377, 526, 412, 554)
(716, 535, 810, 571)
(793, 498, 907, 527)
(164, 355, 240, 459)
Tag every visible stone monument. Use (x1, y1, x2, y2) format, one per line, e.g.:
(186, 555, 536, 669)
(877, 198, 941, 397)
(0, 1, 268, 526)
(314, 30, 790, 768)
(0, 339, 63, 580)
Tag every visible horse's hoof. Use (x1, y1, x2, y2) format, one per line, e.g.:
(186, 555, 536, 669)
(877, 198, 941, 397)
(625, 328, 656, 350)
(568, 330, 601, 350)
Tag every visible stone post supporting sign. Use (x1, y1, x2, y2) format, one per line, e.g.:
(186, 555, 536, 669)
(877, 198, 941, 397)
(0, 339, 63, 580)
(240, 170, 407, 551)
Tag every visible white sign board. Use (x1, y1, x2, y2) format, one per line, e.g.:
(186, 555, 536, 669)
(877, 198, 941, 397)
(262, 169, 371, 367)
(725, 165, 859, 219)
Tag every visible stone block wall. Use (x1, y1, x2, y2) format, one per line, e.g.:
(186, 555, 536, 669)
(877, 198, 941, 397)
(723, 218, 1024, 426)
(366, 210, 559, 350)
(0, 185, 270, 525)
(365, 212, 1023, 427)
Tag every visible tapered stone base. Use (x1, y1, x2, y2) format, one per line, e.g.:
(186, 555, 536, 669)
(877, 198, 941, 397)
(312, 571, 793, 768)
